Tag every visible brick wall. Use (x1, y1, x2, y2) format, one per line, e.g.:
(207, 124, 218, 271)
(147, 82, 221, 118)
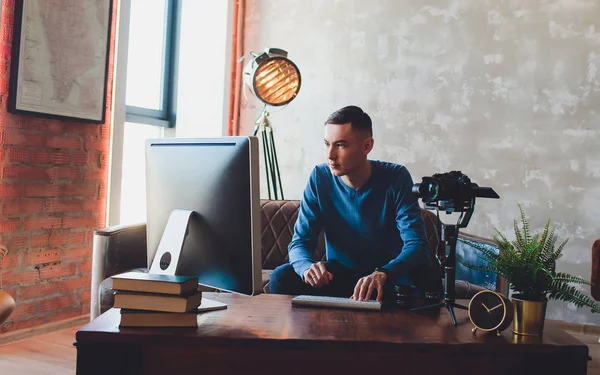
(0, 0, 118, 332)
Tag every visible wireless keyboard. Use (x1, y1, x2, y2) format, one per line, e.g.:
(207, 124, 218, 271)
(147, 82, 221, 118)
(291, 295, 382, 311)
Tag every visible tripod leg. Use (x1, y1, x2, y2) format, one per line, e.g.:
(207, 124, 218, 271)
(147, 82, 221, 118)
(268, 130, 284, 200)
(453, 303, 468, 310)
(260, 130, 272, 199)
(447, 305, 458, 327)
(264, 130, 279, 200)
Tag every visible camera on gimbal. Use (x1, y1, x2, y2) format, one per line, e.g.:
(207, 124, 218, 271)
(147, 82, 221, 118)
(412, 171, 499, 213)
(409, 170, 499, 326)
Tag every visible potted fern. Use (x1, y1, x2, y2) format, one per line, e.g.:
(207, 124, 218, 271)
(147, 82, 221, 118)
(459, 204, 600, 336)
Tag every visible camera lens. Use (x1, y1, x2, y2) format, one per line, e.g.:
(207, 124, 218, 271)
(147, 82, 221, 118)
(425, 182, 439, 200)
(415, 177, 440, 201)
(412, 178, 440, 201)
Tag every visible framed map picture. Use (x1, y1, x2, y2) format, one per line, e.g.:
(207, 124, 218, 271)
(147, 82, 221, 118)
(8, 0, 113, 123)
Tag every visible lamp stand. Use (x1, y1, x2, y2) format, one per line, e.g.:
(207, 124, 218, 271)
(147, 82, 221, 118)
(252, 108, 284, 200)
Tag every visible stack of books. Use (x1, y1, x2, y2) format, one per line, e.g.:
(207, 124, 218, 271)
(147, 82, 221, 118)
(112, 272, 202, 328)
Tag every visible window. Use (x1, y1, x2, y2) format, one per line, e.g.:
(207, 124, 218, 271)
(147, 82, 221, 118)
(125, 0, 180, 127)
(109, 0, 231, 226)
(112, 0, 180, 226)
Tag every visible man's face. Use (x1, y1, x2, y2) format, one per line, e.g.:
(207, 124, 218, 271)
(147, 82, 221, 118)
(324, 122, 372, 177)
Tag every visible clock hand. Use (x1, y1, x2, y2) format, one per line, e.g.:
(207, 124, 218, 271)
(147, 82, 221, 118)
(481, 303, 490, 313)
(489, 303, 503, 312)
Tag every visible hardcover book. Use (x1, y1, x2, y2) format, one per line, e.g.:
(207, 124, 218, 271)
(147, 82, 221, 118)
(118, 298, 228, 328)
(114, 290, 202, 313)
(119, 309, 198, 328)
(111, 272, 198, 295)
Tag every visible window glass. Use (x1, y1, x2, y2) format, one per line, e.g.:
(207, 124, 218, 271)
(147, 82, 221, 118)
(125, 0, 168, 110)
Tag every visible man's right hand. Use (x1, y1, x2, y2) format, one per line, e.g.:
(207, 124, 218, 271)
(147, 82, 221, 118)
(303, 262, 334, 287)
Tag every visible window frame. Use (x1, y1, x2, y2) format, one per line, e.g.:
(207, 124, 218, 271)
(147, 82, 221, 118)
(125, 0, 181, 128)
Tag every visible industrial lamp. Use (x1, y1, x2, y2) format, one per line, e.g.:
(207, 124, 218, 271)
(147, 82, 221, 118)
(243, 48, 301, 200)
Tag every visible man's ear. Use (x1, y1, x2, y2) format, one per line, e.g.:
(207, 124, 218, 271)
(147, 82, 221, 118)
(363, 137, 374, 155)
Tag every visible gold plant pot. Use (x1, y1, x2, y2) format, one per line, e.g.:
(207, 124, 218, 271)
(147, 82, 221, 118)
(512, 296, 547, 336)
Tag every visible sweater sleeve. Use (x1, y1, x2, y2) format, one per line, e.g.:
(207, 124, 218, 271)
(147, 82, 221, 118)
(288, 167, 323, 279)
(381, 167, 430, 282)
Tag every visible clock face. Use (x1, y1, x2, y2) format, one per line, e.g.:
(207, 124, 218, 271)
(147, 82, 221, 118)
(469, 291, 506, 331)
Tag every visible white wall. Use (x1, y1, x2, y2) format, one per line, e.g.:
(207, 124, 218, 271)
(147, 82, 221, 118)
(240, 0, 600, 325)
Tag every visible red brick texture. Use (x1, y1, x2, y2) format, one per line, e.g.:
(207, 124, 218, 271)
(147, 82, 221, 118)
(0, 0, 118, 333)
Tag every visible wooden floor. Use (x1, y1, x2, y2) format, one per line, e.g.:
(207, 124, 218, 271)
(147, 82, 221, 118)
(0, 325, 599, 374)
(0, 325, 78, 375)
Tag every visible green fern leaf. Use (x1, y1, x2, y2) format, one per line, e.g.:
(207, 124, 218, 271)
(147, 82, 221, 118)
(541, 226, 556, 255)
(518, 203, 531, 245)
(514, 219, 526, 250)
(540, 227, 558, 268)
(552, 272, 592, 286)
(549, 283, 600, 313)
(549, 238, 569, 265)
(493, 228, 512, 248)
(539, 218, 551, 251)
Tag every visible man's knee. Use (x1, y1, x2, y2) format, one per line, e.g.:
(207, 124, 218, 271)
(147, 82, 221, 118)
(269, 264, 303, 295)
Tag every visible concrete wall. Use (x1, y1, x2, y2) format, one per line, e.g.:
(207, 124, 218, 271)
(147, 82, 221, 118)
(239, 0, 600, 324)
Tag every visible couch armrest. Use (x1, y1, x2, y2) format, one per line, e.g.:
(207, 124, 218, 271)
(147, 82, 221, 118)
(91, 223, 147, 319)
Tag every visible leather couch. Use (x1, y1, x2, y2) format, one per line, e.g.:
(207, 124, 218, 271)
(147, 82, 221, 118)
(90, 200, 507, 320)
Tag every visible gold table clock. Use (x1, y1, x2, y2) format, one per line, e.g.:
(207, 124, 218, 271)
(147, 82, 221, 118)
(468, 290, 513, 336)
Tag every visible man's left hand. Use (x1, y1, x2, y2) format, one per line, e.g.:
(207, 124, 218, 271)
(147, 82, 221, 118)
(351, 271, 388, 302)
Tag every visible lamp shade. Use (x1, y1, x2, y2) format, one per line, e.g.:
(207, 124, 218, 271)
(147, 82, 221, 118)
(243, 48, 301, 106)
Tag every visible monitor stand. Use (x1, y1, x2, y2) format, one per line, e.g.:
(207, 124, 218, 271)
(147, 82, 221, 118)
(149, 209, 227, 310)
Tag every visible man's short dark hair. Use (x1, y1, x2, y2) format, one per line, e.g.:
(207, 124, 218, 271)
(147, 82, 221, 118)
(325, 105, 372, 136)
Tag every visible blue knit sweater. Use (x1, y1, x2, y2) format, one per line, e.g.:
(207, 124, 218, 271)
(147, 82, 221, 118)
(288, 160, 430, 283)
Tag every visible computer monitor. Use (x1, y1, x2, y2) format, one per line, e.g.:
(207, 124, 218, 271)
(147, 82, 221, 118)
(144, 136, 262, 296)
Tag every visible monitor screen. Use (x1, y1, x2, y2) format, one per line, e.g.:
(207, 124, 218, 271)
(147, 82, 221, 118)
(145, 136, 261, 296)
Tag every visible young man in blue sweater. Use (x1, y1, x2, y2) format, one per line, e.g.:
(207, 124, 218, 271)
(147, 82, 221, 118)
(269, 105, 430, 302)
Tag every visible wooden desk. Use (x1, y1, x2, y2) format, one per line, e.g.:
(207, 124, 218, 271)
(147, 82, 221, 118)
(75, 293, 588, 375)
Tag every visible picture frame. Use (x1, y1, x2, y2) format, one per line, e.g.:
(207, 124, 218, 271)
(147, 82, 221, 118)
(8, 0, 113, 123)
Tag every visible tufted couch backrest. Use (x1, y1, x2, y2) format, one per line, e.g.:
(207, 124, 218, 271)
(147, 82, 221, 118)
(259, 200, 442, 284)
